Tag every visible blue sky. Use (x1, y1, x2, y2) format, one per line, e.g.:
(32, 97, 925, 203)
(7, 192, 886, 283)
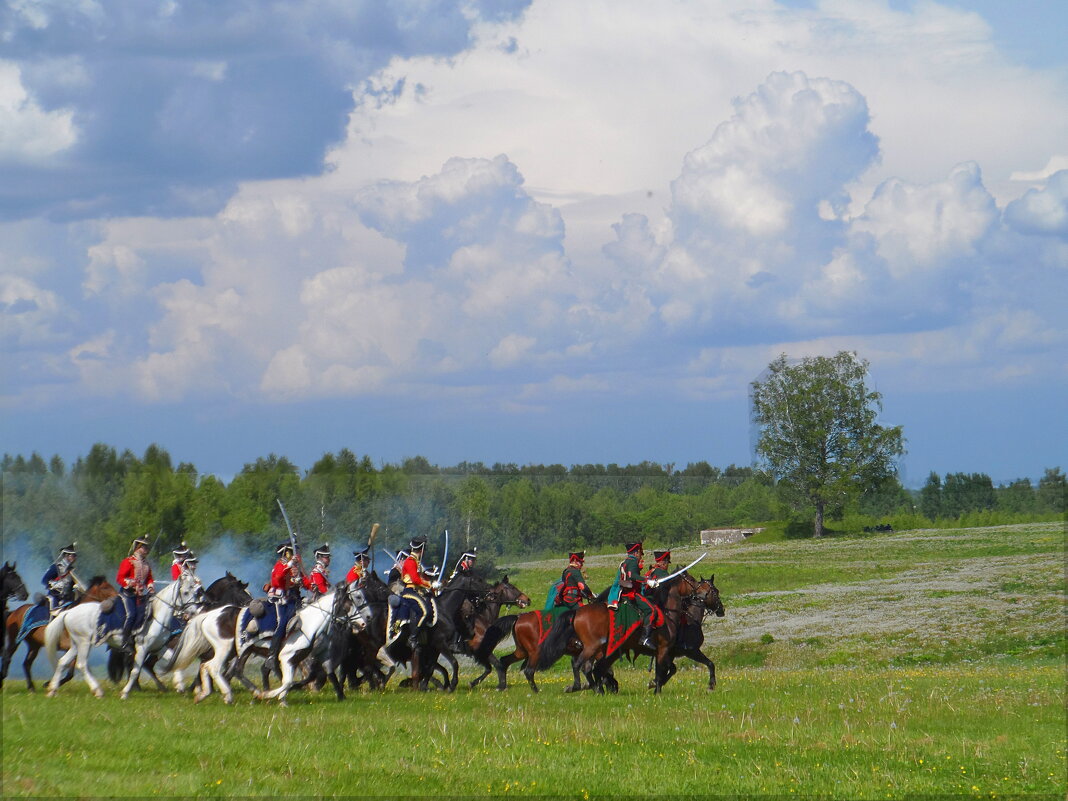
(2, 0, 1066, 486)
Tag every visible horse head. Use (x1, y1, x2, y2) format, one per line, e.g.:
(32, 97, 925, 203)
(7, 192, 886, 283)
(1, 561, 29, 601)
(206, 573, 253, 607)
(487, 575, 530, 608)
(85, 576, 118, 601)
(696, 575, 724, 618)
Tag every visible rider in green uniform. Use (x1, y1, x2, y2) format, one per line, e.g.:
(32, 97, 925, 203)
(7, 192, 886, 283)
(554, 551, 594, 610)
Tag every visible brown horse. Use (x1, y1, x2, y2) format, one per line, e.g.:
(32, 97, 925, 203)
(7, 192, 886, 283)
(539, 573, 702, 694)
(2, 576, 117, 691)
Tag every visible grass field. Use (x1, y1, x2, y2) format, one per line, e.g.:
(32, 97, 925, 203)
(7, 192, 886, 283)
(3, 522, 1064, 798)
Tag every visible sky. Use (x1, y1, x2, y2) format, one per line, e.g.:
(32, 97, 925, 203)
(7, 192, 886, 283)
(2, 0, 1066, 487)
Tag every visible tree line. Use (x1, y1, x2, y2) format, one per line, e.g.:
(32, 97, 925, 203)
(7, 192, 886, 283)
(2, 444, 1064, 580)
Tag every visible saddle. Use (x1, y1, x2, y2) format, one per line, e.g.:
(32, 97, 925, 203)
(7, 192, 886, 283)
(15, 600, 50, 646)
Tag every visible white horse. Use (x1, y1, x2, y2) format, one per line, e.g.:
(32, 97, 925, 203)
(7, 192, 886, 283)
(256, 583, 371, 706)
(43, 592, 128, 698)
(119, 573, 203, 699)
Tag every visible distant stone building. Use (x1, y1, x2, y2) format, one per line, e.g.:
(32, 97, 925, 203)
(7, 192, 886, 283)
(700, 527, 764, 546)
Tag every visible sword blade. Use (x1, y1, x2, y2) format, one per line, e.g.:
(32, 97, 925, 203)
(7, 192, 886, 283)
(660, 552, 707, 583)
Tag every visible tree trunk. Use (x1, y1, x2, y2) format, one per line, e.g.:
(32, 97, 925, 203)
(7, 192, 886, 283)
(813, 501, 825, 538)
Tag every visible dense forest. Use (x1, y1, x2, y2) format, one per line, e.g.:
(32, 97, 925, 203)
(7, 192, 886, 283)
(2, 444, 1064, 579)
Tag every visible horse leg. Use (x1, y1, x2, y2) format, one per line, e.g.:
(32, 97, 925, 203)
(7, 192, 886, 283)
(194, 661, 214, 703)
(327, 668, 345, 701)
(228, 647, 261, 694)
(46, 641, 80, 697)
(77, 641, 104, 698)
(493, 652, 518, 691)
(685, 648, 716, 690)
(441, 651, 459, 692)
(1, 635, 15, 685)
(120, 646, 147, 699)
(205, 647, 236, 705)
(21, 642, 39, 692)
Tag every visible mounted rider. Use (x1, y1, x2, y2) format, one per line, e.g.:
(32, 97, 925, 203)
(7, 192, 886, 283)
(643, 549, 671, 600)
(116, 536, 155, 653)
(449, 548, 478, 581)
(387, 536, 440, 646)
(265, 541, 303, 671)
(303, 543, 331, 601)
(42, 542, 83, 616)
(607, 540, 662, 648)
(386, 549, 409, 594)
(345, 546, 372, 585)
(170, 542, 197, 581)
(554, 551, 595, 610)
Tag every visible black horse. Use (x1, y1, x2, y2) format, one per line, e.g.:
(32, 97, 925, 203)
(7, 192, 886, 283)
(1, 562, 29, 661)
(629, 574, 725, 690)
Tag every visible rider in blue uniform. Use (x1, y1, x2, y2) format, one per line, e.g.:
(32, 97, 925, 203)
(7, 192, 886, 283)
(42, 543, 81, 615)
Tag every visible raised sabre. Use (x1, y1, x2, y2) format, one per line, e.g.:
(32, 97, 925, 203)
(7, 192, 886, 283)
(651, 552, 708, 585)
(276, 498, 298, 556)
(438, 529, 449, 584)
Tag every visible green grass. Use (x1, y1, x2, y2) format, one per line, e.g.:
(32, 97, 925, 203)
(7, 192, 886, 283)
(3, 521, 1065, 797)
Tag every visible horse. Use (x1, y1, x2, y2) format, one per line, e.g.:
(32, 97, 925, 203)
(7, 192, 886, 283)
(469, 582, 613, 693)
(255, 582, 372, 705)
(338, 572, 394, 690)
(3, 576, 115, 692)
(43, 579, 134, 697)
(397, 572, 501, 691)
(118, 573, 205, 699)
(630, 574, 724, 690)
(540, 573, 703, 694)
(1, 562, 29, 657)
(460, 575, 531, 655)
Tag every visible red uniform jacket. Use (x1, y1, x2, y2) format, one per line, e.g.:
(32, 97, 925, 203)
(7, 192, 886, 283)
(401, 555, 432, 589)
(270, 559, 300, 596)
(171, 561, 184, 581)
(303, 567, 329, 595)
(345, 565, 364, 584)
(117, 556, 154, 595)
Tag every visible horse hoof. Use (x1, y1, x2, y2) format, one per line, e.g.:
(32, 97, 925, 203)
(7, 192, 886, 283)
(45, 689, 57, 698)
(224, 695, 233, 705)
(94, 690, 105, 699)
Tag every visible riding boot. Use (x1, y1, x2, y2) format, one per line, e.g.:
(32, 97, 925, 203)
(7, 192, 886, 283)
(120, 626, 135, 655)
(264, 634, 283, 673)
(639, 620, 654, 649)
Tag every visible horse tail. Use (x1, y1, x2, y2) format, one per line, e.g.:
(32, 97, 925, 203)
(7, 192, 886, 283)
(536, 609, 576, 671)
(472, 614, 517, 664)
(165, 611, 208, 673)
(44, 610, 67, 668)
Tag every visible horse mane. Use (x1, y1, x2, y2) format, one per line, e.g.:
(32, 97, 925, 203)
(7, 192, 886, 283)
(88, 575, 107, 586)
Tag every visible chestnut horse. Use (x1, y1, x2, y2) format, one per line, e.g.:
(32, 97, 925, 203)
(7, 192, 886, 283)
(2, 576, 116, 691)
(539, 573, 702, 693)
